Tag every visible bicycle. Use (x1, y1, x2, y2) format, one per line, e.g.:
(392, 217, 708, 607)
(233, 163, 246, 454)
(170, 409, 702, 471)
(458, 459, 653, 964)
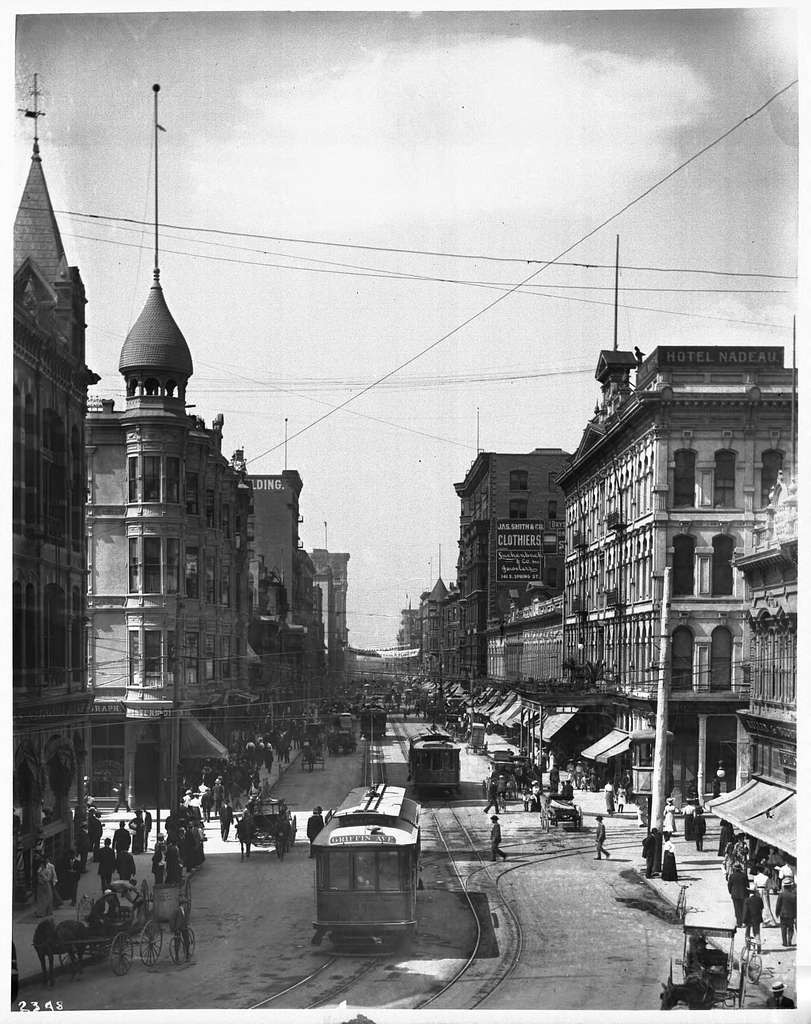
(676, 884, 689, 921)
(739, 934, 763, 984)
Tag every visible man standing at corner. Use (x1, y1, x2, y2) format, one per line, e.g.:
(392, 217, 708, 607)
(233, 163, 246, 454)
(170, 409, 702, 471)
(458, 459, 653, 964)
(641, 827, 658, 877)
(595, 814, 610, 859)
(490, 815, 507, 861)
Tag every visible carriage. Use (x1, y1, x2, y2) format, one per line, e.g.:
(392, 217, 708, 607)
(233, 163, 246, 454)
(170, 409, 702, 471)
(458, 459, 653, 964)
(250, 796, 297, 857)
(466, 721, 487, 754)
(661, 920, 741, 1010)
(547, 795, 584, 829)
(326, 713, 357, 754)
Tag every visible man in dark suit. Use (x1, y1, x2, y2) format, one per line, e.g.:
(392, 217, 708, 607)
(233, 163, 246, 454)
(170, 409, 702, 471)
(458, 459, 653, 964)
(693, 807, 707, 851)
(112, 820, 131, 855)
(97, 838, 116, 892)
(306, 807, 325, 858)
(220, 800, 234, 841)
(642, 828, 658, 878)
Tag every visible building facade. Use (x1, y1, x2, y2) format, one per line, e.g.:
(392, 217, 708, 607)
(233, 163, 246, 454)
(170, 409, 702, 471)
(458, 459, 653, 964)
(311, 549, 350, 690)
(13, 139, 99, 889)
(558, 345, 793, 799)
(487, 593, 564, 688)
(86, 271, 250, 810)
(454, 448, 569, 680)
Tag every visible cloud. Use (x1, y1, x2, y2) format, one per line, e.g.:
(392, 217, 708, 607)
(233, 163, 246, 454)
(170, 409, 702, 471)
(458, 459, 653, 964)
(185, 35, 709, 235)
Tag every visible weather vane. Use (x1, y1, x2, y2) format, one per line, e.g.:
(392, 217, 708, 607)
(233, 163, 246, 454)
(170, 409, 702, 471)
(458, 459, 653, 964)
(18, 73, 45, 154)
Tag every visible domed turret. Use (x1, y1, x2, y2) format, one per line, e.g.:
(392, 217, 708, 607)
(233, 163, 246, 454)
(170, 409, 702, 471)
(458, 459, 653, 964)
(119, 272, 193, 399)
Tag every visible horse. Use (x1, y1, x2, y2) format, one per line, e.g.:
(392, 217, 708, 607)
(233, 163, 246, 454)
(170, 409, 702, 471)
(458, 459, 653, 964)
(32, 917, 90, 986)
(660, 959, 717, 1011)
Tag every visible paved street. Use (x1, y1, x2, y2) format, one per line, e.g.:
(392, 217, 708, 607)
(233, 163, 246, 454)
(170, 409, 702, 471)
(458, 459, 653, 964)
(19, 717, 788, 1014)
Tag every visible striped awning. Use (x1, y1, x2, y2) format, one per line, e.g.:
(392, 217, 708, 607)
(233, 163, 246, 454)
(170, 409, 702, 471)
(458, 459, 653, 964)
(579, 729, 631, 763)
(541, 709, 578, 741)
(712, 779, 795, 856)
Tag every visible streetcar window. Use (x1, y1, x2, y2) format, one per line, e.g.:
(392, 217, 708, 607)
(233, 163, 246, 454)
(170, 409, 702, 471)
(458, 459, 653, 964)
(327, 851, 351, 890)
(354, 851, 376, 890)
(377, 852, 400, 891)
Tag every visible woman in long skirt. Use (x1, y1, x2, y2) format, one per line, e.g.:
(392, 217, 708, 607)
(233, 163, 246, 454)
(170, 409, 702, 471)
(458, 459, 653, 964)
(661, 832, 678, 881)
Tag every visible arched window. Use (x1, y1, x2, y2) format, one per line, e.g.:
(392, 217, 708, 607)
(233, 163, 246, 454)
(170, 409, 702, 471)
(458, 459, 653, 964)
(711, 626, 733, 690)
(713, 450, 736, 508)
(673, 450, 695, 507)
(760, 449, 783, 507)
(126, 377, 138, 397)
(166, 380, 177, 398)
(711, 535, 734, 596)
(672, 535, 695, 595)
(671, 627, 693, 690)
(144, 378, 160, 396)
(25, 395, 37, 522)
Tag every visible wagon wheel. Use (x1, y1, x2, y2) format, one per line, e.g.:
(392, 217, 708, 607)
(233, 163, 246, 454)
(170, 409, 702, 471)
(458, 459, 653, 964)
(77, 893, 94, 922)
(180, 877, 192, 919)
(110, 932, 133, 975)
(169, 926, 195, 964)
(139, 920, 162, 967)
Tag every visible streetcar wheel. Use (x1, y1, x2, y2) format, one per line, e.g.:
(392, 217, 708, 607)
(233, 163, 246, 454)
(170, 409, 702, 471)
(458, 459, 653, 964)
(139, 920, 162, 966)
(110, 933, 133, 975)
(747, 952, 763, 984)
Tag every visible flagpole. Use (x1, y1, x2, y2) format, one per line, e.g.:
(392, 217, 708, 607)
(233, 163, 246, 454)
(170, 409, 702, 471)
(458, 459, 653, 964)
(153, 84, 160, 279)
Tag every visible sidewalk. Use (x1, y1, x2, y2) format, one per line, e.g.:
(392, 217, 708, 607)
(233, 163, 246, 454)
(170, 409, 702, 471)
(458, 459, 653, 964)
(13, 747, 302, 991)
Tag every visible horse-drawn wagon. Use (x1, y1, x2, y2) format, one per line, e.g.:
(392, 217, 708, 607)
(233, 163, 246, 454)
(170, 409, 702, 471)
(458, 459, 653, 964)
(661, 919, 741, 1010)
(250, 796, 297, 857)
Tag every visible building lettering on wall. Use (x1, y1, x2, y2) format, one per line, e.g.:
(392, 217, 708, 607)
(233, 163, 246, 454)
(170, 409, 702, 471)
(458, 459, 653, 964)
(658, 346, 784, 367)
(251, 476, 288, 491)
(496, 520, 543, 582)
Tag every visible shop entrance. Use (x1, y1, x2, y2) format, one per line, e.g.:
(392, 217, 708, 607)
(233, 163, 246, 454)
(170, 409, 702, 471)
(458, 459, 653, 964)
(134, 743, 159, 806)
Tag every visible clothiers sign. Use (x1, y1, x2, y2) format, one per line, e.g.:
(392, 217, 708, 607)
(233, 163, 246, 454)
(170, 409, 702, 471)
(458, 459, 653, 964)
(659, 346, 784, 367)
(496, 520, 543, 582)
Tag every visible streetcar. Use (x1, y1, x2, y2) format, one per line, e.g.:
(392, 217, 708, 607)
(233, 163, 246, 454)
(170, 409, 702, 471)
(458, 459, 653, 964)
(408, 731, 461, 795)
(359, 704, 387, 740)
(311, 784, 421, 949)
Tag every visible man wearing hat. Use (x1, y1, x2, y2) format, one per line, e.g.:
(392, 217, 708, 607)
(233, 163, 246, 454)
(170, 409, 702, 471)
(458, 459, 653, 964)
(490, 815, 507, 861)
(775, 878, 797, 947)
(307, 806, 325, 858)
(765, 981, 795, 1009)
(595, 814, 610, 859)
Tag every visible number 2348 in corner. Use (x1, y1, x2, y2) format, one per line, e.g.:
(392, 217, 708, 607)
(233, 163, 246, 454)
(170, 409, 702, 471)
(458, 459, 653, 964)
(16, 1001, 64, 1012)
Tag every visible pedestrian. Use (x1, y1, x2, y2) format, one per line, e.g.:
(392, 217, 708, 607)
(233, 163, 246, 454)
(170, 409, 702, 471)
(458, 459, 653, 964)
(34, 853, 57, 917)
(88, 807, 103, 861)
(717, 818, 734, 857)
(116, 847, 136, 884)
(742, 886, 764, 954)
(200, 784, 212, 823)
(548, 766, 560, 797)
(98, 837, 116, 891)
(603, 781, 615, 816)
(483, 774, 499, 815)
(765, 982, 795, 1009)
(152, 835, 166, 884)
(112, 819, 131, 855)
(165, 837, 183, 884)
(220, 799, 234, 841)
(754, 864, 778, 926)
(594, 814, 611, 859)
(489, 815, 507, 861)
(728, 864, 749, 927)
(642, 828, 657, 877)
(236, 811, 254, 860)
(693, 806, 707, 852)
(663, 797, 677, 835)
(129, 808, 145, 854)
(213, 778, 225, 818)
(661, 832, 678, 881)
(636, 799, 647, 829)
(76, 825, 91, 873)
(306, 806, 325, 858)
(113, 778, 129, 813)
(777, 860, 795, 890)
(538, 792, 550, 832)
(616, 784, 626, 814)
(775, 879, 796, 947)
(143, 808, 153, 852)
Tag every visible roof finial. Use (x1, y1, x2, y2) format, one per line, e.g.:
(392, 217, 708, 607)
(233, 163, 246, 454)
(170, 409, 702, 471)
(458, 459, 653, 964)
(19, 72, 46, 158)
(152, 84, 166, 284)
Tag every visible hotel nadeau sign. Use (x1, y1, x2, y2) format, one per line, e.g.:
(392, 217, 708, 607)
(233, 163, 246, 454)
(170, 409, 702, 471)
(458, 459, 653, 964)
(496, 519, 543, 583)
(658, 346, 784, 366)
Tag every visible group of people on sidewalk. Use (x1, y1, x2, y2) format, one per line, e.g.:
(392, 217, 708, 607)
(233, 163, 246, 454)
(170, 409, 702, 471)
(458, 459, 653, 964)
(722, 826, 797, 952)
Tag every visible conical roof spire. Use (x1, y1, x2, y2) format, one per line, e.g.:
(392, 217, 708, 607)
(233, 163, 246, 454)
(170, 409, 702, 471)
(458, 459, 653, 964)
(14, 144, 68, 281)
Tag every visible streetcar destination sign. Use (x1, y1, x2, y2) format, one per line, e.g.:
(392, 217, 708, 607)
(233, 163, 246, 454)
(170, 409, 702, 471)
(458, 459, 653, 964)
(330, 833, 397, 844)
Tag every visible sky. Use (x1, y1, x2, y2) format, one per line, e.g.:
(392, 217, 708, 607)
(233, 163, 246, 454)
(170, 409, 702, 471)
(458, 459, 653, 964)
(11, 5, 800, 648)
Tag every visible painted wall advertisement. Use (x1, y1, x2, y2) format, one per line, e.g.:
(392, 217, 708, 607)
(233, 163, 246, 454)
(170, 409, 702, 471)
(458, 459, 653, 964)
(496, 519, 543, 582)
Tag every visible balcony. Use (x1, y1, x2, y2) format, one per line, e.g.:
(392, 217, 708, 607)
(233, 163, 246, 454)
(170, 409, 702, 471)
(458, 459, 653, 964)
(606, 510, 626, 531)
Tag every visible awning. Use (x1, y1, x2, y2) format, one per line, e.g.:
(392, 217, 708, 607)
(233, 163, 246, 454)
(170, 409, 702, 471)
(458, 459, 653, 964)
(541, 709, 578, 741)
(579, 729, 631, 764)
(493, 699, 522, 727)
(180, 716, 229, 760)
(711, 779, 795, 856)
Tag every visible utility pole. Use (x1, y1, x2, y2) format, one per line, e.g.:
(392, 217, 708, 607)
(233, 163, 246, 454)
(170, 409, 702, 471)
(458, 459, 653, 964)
(650, 566, 672, 868)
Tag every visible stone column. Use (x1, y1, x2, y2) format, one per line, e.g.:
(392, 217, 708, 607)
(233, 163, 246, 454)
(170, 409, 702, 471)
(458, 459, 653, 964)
(697, 713, 707, 801)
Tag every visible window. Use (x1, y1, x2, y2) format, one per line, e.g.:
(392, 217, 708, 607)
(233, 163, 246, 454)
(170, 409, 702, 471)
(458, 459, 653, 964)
(185, 546, 199, 599)
(143, 456, 161, 502)
(714, 450, 735, 508)
(144, 630, 161, 683)
(166, 630, 176, 681)
(128, 630, 140, 685)
(547, 499, 558, 520)
(509, 498, 528, 520)
(128, 457, 139, 502)
(205, 633, 215, 680)
(671, 627, 693, 690)
(166, 539, 180, 594)
(185, 473, 199, 515)
(221, 568, 231, 607)
(354, 851, 376, 890)
(222, 504, 231, 538)
(711, 626, 732, 690)
(711, 535, 734, 596)
(165, 458, 180, 504)
(545, 566, 559, 588)
(547, 472, 558, 489)
(672, 535, 695, 595)
(143, 537, 162, 593)
(221, 635, 232, 678)
(673, 450, 695, 507)
(760, 450, 783, 508)
(205, 489, 215, 528)
(509, 469, 528, 491)
(206, 556, 216, 604)
(184, 632, 199, 685)
(128, 538, 140, 593)
(377, 852, 400, 891)
(327, 851, 351, 890)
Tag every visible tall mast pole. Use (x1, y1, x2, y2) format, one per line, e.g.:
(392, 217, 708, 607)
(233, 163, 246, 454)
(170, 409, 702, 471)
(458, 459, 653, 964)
(613, 235, 620, 351)
(153, 84, 160, 281)
(791, 317, 796, 482)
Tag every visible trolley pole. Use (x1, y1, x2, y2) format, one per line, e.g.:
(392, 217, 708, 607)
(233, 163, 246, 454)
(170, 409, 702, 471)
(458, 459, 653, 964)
(650, 566, 672, 873)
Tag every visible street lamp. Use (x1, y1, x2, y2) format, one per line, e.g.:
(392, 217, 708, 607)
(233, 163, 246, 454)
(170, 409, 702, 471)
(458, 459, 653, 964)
(713, 761, 726, 799)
